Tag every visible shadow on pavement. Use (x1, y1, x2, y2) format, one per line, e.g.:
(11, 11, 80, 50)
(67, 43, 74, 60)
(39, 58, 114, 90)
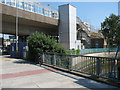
(41, 65, 117, 89)
(2, 55, 37, 65)
(13, 60, 36, 65)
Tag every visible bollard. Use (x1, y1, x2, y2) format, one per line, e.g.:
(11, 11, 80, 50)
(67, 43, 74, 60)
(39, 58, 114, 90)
(54, 54, 56, 66)
(42, 53, 45, 63)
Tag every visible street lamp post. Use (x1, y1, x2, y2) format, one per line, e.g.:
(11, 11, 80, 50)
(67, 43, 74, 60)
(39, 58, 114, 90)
(16, 0, 18, 57)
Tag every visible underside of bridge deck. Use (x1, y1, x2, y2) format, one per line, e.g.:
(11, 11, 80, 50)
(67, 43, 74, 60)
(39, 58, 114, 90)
(0, 3, 58, 36)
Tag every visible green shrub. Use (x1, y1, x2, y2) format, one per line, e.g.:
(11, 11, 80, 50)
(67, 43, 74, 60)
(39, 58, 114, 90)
(76, 49, 80, 55)
(72, 50, 75, 55)
(66, 49, 80, 55)
(65, 50, 72, 55)
(72, 48, 75, 50)
(27, 32, 65, 62)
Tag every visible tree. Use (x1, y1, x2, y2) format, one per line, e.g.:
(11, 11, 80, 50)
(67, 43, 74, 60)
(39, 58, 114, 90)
(27, 32, 65, 62)
(101, 14, 120, 79)
(101, 14, 120, 48)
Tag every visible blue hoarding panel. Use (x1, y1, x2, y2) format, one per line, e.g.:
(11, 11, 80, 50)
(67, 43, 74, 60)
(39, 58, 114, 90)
(10, 42, 27, 58)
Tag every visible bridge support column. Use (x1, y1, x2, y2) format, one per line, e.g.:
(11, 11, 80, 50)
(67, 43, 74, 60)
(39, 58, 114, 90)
(58, 4, 76, 50)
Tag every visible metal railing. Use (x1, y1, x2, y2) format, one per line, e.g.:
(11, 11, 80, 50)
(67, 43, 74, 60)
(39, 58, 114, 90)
(76, 17, 91, 36)
(0, 0, 59, 19)
(38, 52, 120, 81)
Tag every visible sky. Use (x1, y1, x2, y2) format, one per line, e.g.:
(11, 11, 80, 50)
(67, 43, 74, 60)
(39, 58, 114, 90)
(1, 1, 118, 39)
(42, 2, 118, 30)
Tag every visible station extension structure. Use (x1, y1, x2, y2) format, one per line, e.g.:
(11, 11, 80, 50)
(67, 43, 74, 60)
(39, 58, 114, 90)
(1, 0, 97, 50)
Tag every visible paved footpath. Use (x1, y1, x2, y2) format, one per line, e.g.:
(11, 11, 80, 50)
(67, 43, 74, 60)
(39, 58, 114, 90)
(0, 55, 119, 89)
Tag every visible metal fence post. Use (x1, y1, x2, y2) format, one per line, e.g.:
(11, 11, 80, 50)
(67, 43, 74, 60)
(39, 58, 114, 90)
(70, 55, 73, 71)
(54, 53, 56, 66)
(42, 53, 45, 63)
(97, 57, 100, 77)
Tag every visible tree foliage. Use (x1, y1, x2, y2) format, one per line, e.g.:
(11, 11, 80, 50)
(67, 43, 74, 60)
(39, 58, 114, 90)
(101, 14, 120, 47)
(27, 32, 65, 61)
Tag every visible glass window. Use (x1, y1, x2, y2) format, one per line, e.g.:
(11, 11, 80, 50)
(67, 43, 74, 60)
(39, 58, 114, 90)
(31, 5, 35, 12)
(42, 8, 44, 15)
(48, 11, 50, 16)
(16, 1, 20, 8)
(24, 3, 28, 10)
(38, 7, 41, 14)
(46, 10, 49, 16)
(54, 13, 57, 18)
(19, 2, 24, 9)
(11, 0, 16, 7)
(35, 5, 38, 13)
(52, 13, 55, 18)
(49, 11, 52, 17)
(2, 0, 5, 4)
(6, 0, 10, 5)
(44, 9, 47, 16)
(28, 4, 31, 11)
(53, 12, 58, 19)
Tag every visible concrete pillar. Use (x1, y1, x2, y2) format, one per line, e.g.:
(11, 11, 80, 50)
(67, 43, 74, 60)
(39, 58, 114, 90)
(58, 4, 76, 50)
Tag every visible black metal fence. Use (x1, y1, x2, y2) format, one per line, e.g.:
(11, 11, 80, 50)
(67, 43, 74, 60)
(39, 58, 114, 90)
(38, 52, 120, 81)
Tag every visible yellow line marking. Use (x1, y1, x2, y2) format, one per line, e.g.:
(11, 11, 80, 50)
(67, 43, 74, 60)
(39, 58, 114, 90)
(0, 58, 12, 59)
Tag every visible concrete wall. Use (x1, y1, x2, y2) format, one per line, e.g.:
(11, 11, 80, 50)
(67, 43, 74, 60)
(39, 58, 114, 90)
(69, 5, 76, 49)
(91, 38, 104, 48)
(2, 21, 58, 36)
(59, 4, 76, 50)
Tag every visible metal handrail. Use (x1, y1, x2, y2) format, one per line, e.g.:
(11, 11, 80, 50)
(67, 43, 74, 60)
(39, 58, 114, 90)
(38, 52, 120, 81)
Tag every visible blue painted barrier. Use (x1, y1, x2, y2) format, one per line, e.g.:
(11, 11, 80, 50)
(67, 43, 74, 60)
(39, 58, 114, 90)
(10, 42, 27, 59)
